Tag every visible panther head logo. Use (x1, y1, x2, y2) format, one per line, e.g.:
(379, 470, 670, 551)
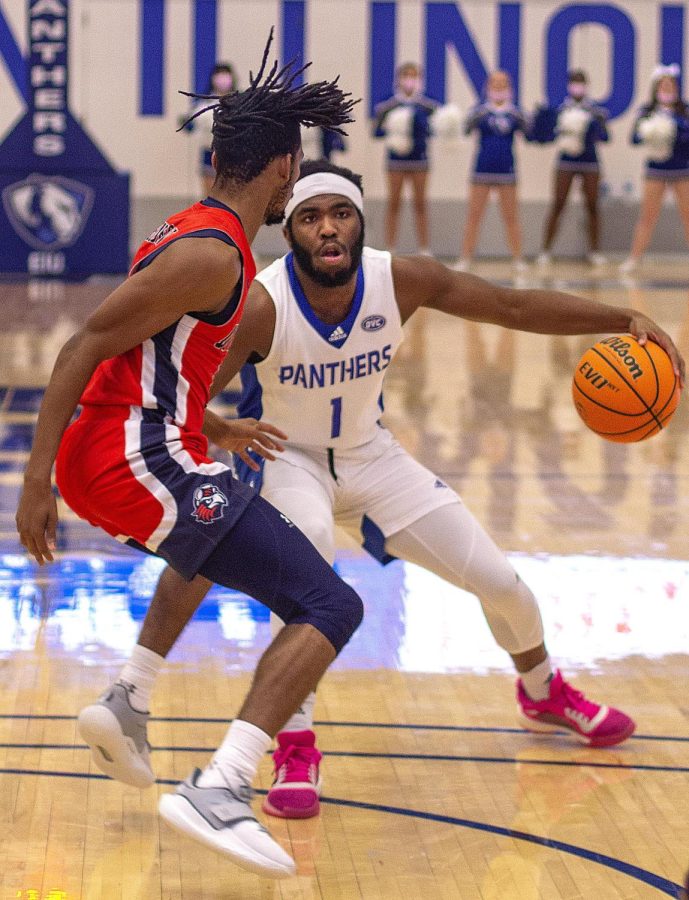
(2, 175, 95, 250)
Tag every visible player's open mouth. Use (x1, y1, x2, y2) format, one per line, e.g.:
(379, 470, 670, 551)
(319, 244, 345, 264)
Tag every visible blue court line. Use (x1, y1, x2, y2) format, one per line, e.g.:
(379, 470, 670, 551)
(0, 766, 682, 896)
(319, 796, 684, 897)
(2, 714, 686, 743)
(2, 744, 689, 774)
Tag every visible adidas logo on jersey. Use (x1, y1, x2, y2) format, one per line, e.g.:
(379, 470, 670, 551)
(329, 326, 348, 343)
(434, 479, 448, 489)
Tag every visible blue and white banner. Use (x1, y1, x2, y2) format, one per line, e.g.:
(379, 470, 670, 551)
(0, 2, 686, 204)
(0, 0, 129, 276)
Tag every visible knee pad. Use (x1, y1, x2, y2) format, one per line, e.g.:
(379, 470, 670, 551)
(338, 582, 365, 643)
(286, 577, 364, 655)
(321, 580, 364, 653)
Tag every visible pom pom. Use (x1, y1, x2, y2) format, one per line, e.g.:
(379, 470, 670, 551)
(557, 105, 591, 137)
(383, 105, 414, 155)
(300, 126, 322, 158)
(556, 133, 585, 156)
(555, 106, 592, 157)
(430, 103, 463, 138)
(638, 112, 677, 161)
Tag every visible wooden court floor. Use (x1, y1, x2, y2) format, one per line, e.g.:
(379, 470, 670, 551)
(1, 260, 688, 899)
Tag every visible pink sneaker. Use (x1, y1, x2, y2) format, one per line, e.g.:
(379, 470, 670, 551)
(517, 670, 636, 748)
(262, 730, 323, 819)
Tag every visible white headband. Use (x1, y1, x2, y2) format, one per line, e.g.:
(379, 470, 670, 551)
(285, 172, 364, 222)
(652, 63, 680, 83)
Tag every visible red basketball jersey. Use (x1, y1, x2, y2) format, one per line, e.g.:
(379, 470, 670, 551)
(80, 199, 256, 434)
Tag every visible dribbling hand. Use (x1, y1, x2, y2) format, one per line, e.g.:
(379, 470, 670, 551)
(628, 314, 685, 388)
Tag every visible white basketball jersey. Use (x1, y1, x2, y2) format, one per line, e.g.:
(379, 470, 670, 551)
(239, 247, 404, 449)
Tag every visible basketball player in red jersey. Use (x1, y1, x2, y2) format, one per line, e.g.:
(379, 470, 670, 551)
(16, 34, 360, 878)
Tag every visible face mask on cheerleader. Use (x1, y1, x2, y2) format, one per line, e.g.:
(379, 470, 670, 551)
(488, 89, 512, 105)
(568, 83, 587, 100)
(399, 77, 421, 96)
(212, 72, 234, 93)
(657, 90, 677, 106)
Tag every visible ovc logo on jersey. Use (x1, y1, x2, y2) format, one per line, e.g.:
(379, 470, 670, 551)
(2, 175, 95, 251)
(361, 315, 386, 332)
(191, 483, 228, 524)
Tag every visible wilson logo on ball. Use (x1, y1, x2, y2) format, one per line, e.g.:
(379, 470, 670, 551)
(598, 336, 643, 380)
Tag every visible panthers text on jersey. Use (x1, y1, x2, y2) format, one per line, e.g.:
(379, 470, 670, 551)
(238, 246, 404, 454)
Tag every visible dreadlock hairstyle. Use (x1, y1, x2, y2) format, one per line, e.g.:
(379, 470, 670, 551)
(179, 29, 358, 185)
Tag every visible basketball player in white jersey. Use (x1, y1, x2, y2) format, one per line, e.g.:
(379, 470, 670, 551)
(80, 160, 683, 822)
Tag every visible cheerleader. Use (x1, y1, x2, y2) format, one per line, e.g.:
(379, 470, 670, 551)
(534, 71, 609, 266)
(620, 65, 689, 273)
(181, 63, 238, 196)
(301, 127, 347, 162)
(455, 71, 529, 271)
(373, 63, 439, 255)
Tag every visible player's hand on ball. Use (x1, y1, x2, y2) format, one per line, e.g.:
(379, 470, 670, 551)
(16, 479, 58, 566)
(213, 418, 288, 471)
(628, 314, 685, 387)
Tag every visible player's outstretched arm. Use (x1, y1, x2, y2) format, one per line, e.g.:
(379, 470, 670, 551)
(392, 255, 685, 385)
(17, 239, 242, 566)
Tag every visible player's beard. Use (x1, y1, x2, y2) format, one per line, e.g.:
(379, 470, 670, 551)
(265, 209, 286, 226)
(265, 188, 290, 226)
(291, 220, 365, 287)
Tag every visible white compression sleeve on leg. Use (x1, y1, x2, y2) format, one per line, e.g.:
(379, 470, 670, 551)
(385, 502, 545, 655)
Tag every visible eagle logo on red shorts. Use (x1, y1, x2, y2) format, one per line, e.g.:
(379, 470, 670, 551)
(192, 483, 228, 524)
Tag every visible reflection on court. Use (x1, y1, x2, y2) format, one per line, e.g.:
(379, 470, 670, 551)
(2, 552, 689, 674)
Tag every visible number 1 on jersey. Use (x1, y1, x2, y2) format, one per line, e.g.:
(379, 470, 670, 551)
(330, 396, 342, 439)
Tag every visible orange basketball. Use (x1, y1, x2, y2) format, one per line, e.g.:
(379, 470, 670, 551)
(572, 334, 681, 443)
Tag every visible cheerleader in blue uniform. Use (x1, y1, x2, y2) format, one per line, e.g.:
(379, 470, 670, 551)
(620, 65, 689, 272)
(374, 63, 438, 254)
(455, 71, 529, 271)
(182, 63, 238, 196)
(534, 71, 609, 267)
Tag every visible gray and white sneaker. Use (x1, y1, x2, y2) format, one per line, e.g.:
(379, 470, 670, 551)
(159, 769, 296, 878)
(77, 682, 154, 788)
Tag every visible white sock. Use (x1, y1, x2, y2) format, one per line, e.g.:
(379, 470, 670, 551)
(116, 644, 165, 712)
(520, 657, 555, 701)
(280, 692, 316, 734)
(197, 719, 271, 789)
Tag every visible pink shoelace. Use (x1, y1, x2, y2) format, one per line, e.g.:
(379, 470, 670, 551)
(273, 743, 321, 783)
(557, 680, 601, 720)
